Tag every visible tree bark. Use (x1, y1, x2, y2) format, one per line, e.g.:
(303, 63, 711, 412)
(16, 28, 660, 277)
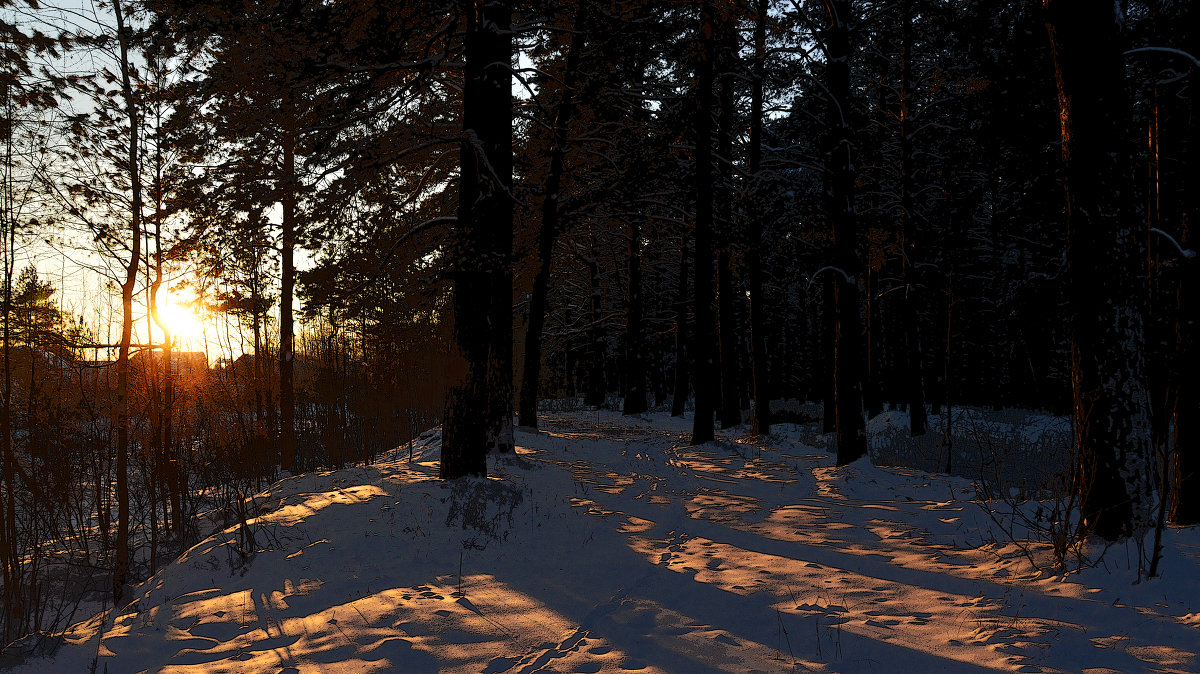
(1045, 0, 1153, 540)
(716, 6, 740, 430)
(1, 80, 21, 641)
(252, 257, 269, 472)
(147, 106, 178, 535)
(691, 0, 717, 444)
(825, 0, 867, 465)
(1170, 2, 1200, 525)
(442, 0, 514, 478)
(746, 0, 771, 435)
(716, 247, 739, 427)
(280, 122, 297, 472)
(112, 0, 140, 604)
(821, 275, 836, 434)
(898, 0, 928, 436)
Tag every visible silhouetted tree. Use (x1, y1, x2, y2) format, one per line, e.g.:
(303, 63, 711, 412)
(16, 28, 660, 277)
(1045, 0, 1153, 540)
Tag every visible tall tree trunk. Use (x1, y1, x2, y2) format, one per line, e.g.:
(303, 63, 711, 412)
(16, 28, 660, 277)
(716, 248, 739, 427)
(143, 209, 161, 571)
(147, 108, 177, 536)
(1, 81, 20, 640)
(518, 3, 586, 429)
(825, 0, 866, 465)
(280, 123, 297, 472)
(1045, 0, 1153, 540)
(671, 233, 690, 417)
(1145, 88, 1173, 455)
(716, 7, 740, 430)
(691, 0, 717, 444)
(1170, 3, 1200, 525)
(898, 0, 928, 436)
(746, 0, 771, 435)
(443, 0, 513, 477)
(821, 275, 836, 434)
(164, 350, 177, 529)
(252, 257, 268, 468)
(112, 0, 141, 603)
(623, 218, 647, 414)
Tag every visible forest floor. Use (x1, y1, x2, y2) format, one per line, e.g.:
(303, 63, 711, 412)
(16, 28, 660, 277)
(13, 409, 1200, 672)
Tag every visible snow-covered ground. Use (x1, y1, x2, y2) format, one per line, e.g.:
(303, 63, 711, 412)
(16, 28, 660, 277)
(15, 410, 1200, 672)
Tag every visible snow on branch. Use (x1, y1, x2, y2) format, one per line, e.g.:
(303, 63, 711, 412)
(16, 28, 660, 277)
(1124, 47, 1200, 70)
(806, 265, 855, 291)
(1150, 228, 1197, 260)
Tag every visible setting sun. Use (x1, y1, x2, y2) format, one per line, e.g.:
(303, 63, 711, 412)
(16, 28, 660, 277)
(159, 295, 207, 345)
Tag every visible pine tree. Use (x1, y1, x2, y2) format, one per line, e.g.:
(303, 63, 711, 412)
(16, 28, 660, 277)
(1169, 0, 1200, 526)
(1045, 0, 1154, 540)
(441, 0, 515, 478)
(824, 0, 867, 465)
(690, 0, 718, 445)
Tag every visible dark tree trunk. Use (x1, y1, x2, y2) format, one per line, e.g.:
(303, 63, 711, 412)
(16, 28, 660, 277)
(1145, 87, 1173, 457)
(898, 0, 928, 436)
(147, 124, 180, 534)
(746, 0, 771, 435)
(821, 275, 836, 434)
(716, 8, 740, 430)
(252, 260, 271, 473)
(163, 350, 178, 529)
(825, 0, 866, 465)
(671, 233, 690, 417)
(111, 0, 141, 605)
(1, 90, 19, 639)
(280, 124, 297, 472)
(1045, 0, 1153, 540)
(942, 266, 954, 474)
(717, 247, 739, 427)
(691, 0, 717, 444)
(623, 219, 647, 414)
(1170, 3, 1200, 526)
(518, 3, 586, 429)
(442, 0, 514, 478)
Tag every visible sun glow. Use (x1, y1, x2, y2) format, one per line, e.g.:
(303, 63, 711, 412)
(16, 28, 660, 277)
(159, 294, 207, 345)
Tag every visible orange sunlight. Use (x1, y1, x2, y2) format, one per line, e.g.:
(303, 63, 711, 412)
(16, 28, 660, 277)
(158, 292, 207, 346)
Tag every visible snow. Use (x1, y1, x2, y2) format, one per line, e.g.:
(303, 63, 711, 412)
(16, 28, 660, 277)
(14, 410, 1200, 672)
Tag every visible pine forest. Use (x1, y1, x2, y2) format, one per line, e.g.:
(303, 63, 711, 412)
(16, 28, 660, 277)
(0, 0, 1198, 670)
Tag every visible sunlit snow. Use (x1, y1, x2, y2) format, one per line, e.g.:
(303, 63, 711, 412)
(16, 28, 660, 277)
(17, 410, 1199, 672)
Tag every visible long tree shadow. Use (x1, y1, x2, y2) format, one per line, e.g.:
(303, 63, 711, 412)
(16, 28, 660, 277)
(81, 412, 1198, 673)
(504, 413, 1199, 673)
